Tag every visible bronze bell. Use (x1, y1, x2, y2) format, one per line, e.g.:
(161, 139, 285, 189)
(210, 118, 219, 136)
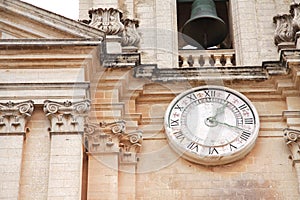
(181, 0, 228, 48)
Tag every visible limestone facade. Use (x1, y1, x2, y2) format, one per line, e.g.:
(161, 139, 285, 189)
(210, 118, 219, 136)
(1, 0, 300, 199)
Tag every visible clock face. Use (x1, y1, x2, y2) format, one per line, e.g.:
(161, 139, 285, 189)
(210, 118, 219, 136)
(164, 86, 260, 165)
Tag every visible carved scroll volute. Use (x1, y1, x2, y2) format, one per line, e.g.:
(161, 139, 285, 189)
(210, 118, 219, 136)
(291, 3, 300, 33)
(273, 14, 295, 45)
(84, 122, 119, 153)
(119, 130, 143, 163)
(88, 8, 124, 35)
(284, 128, 300, 164)
(44, 100, 90, 133)
(121, 19, 141, 47)
(0, 100, 34, 134)
(85, 120, 143, 162)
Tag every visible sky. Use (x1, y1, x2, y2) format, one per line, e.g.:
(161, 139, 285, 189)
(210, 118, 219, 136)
(21, 0, 79, 20)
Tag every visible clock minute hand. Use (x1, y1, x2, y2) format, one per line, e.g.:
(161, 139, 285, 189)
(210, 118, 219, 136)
(211, 103, 227, 118)
(210, 118, 244, 132)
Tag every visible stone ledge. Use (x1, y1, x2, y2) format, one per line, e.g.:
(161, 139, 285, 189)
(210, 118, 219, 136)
(134, 65, 269, 82)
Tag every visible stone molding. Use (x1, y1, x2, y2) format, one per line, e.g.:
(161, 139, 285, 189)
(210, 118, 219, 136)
(44, 100, 90, 134)
(85, 120, 143, 163)
(284, 128, 300, 164)
(0, 100, 34, 135)
(1, 0, 105, 39)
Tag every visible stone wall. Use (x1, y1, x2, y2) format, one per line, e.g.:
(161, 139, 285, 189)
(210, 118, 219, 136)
(86, 62, 300, 198)
(79, 0, 291, 67)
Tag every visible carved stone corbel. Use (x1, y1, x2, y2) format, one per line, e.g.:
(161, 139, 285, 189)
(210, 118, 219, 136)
(0, 100, 34, 135)
(273, 14, 295, 45)
(44, 100, 90, 134)
(88, 8, 124, 35)
(284, 128, 300, 164)
(121, 19, 141, 47)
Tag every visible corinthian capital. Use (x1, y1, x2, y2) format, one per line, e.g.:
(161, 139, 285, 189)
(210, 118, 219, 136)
(44, 100, 90, 133)
(0, 100, 34, 134)
(284, 128, 300, 164)
(85, 120, 143, 162)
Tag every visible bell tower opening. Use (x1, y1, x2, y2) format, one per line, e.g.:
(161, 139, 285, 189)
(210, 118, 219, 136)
(177, 0, 231, 49)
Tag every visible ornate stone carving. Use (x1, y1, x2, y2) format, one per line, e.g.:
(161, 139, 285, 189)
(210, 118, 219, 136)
(121, 19, 141, 47)
(88, 8, 124, 35)
(0, 100, 34, 134)
(85, 120, 143, 162)
(44, 100, 90, 133)
(284, 128, 300, 164)
(84, 122, 119, 153)
(273, 14, 295, 45)
(291, 3, 300, 33)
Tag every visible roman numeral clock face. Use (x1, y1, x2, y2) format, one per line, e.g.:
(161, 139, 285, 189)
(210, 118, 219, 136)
(164, 86, 260, 166)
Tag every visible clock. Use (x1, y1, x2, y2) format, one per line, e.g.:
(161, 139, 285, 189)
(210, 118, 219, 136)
(164, 85, 260, 165)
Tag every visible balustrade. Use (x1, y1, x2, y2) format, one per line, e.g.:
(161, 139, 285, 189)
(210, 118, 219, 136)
(178, 49, 235, 67)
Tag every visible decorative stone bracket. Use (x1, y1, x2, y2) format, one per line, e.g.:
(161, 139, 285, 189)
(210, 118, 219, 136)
(284, 128, 300, 165)
(273, 3, 300, 46)
(88, 8, 124, 35)
(0, 100, 34, 135)
(85, 120, 143, 163)
(44, 100, 90, 134)
(121, 19, 140, 47)
(83, 8, 141, 48)
(273, 14, 295, 45)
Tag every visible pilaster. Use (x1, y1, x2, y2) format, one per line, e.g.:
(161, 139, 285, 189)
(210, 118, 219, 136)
(85, 120, 143, 200)
(118, 129, 142, 200)
(284, 128, 300, 195)
(0, 100, 34, 199)
(44, 99, 90, 200)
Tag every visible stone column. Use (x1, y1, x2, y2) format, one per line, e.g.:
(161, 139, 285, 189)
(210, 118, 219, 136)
(0, 100, 34, 199)
(44, 100, 90, 200)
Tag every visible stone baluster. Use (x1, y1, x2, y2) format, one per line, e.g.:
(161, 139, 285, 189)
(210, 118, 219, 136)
(193, 55, 201, 67)
(214, 54, 223, 67)
(44, 99, 90, 200)
(224, 54, 233, 67)
(181, 55, 190, 67)
(203, 54, 211, 67)
(0, 100, 34, 199)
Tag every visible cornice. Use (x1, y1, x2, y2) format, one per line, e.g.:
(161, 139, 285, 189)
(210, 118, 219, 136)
(0, 0, 105, 39)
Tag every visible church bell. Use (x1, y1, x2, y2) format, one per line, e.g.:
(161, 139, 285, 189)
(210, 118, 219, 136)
(181, 0, 228, 48)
